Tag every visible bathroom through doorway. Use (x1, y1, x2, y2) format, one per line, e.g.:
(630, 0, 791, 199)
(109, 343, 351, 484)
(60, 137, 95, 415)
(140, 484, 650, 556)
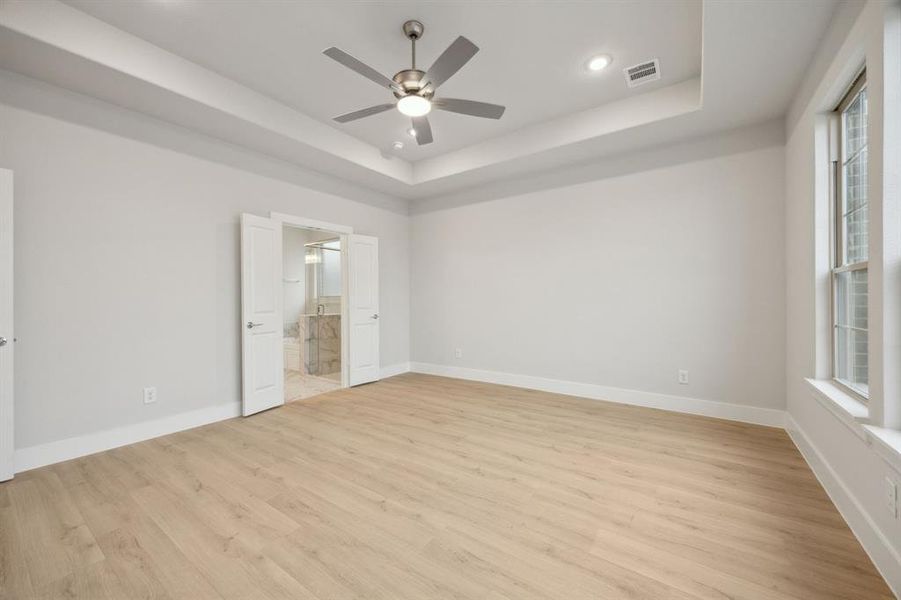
(282, 226, 344, 402)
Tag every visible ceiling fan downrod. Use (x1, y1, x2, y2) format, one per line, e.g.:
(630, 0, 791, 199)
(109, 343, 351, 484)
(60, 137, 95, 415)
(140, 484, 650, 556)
(394, 20, 429, 98)
(402, 20, 424, 71)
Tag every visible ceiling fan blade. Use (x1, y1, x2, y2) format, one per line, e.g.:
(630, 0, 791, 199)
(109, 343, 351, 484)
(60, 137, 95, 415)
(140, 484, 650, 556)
(323, 47, 402, 93)
(333, 103, 395, 123)
(420, 36, 479, 90)
(411, 116, 433, 145)
(434, 98, 505, 119)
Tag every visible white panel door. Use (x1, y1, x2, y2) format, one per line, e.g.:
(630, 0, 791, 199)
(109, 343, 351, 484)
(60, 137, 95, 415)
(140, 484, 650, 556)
(240, 214, 284, 416)
(0, 170, 12, 481)
(348, 234, 380, 386)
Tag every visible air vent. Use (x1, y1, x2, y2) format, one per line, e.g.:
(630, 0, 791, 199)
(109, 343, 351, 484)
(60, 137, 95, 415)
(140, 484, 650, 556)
(624, 59, 661, 88)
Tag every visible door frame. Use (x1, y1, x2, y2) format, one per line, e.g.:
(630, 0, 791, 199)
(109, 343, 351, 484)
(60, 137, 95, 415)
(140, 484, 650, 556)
(270, 212, 352, 389)
(0, 170, 12, 481)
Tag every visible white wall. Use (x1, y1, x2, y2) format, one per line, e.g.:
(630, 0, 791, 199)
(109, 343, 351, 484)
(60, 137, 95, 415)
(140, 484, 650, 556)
(411, 123, 786, 416)
(0, 97, 411, 452)
(784, 0, 901, 592)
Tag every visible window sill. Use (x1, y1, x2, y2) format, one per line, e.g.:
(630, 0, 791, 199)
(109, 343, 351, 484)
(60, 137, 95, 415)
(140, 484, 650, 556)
(805, 378, 901, 475)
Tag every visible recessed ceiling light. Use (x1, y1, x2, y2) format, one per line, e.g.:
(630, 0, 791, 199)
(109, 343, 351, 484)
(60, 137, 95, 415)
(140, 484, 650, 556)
(407, 128, 417, 137)
(392, 141, 404, 150)
(396, 95, 431, 117)
(587, 54, 612, 72)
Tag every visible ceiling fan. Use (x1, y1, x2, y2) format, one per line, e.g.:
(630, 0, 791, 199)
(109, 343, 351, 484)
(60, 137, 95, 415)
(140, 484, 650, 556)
(323, 20, 505, 146)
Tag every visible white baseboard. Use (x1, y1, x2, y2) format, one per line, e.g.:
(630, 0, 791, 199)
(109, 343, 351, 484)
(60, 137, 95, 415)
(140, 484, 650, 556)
(409, 362, 785, 427)
(14, 402, 240, 473)
(380, 362, 411, 379)
(785, 415, 901, 597)
(12, 363, 412, 474)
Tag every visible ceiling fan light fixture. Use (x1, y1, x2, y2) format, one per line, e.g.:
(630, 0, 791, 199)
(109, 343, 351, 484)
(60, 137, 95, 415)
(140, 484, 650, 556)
(397, 95, 431, 117)
(587, 54, 612, 72)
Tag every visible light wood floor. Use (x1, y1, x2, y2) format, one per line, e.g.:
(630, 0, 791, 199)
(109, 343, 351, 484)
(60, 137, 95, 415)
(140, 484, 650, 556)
(0, 374, 892, 599)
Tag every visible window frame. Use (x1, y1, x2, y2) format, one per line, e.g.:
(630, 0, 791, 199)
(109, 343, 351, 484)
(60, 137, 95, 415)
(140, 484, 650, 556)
(830, 69, 868, 402)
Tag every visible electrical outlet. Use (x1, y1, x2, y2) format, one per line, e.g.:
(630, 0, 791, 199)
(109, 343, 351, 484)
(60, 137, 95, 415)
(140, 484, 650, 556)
(886, 477, 898, 518)
(143, 386, 158, 405)
(678, 369, 689, 385)
(454, 348, 463, 359)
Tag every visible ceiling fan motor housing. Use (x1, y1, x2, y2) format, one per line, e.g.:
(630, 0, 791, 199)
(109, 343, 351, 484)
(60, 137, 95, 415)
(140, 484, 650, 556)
(392, 69, 430, 99)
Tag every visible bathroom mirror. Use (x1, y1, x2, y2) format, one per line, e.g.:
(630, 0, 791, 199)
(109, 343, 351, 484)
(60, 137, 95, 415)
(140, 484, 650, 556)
(318, 240, 341, 298)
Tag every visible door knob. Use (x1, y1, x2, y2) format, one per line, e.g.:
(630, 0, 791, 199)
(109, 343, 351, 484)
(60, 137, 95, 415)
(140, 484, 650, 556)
(371, 314, 379, 320)
(246, 321, 263, 329)
(0, 337, 6, 347)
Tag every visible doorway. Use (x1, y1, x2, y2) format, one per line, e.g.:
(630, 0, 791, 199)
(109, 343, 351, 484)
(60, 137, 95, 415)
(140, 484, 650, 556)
(0, 170, 11, 481)
(240, 212, 380, 417)
(282, 230, 343, 402)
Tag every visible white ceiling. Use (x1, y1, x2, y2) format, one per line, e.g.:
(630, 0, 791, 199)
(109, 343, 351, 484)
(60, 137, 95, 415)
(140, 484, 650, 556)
(62, 0, 702, 160)
(0, 0, 838, 210)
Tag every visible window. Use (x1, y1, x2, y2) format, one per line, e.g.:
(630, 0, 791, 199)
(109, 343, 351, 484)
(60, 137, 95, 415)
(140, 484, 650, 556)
(832, 71, 868, 398)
